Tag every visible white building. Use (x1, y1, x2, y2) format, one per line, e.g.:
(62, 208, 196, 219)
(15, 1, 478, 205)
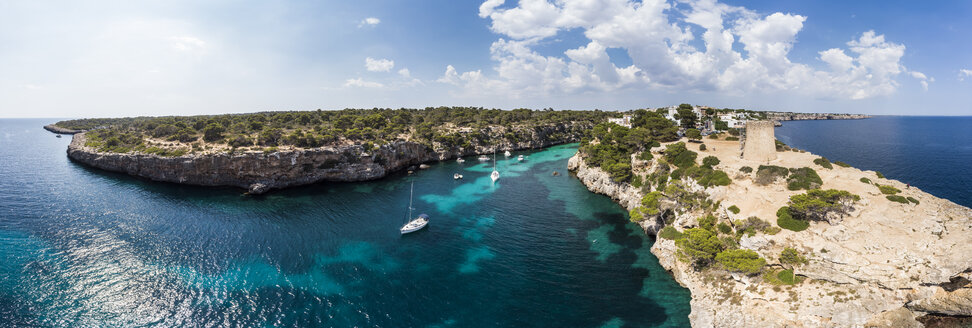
(718, 114, 745, 128)
(608, 115, 633, 128)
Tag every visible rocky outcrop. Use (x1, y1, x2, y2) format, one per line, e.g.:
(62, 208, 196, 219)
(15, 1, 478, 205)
(44, 124, 82, 134)
(67, 123, 590, 194)
(568, 138, 972, 327)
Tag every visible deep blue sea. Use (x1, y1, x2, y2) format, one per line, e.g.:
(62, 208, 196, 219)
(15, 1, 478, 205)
(775, 116, 972, 208)
(0, 119, 690, 327)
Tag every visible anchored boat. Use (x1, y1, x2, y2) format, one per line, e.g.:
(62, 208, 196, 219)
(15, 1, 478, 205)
(400, 182, 429, 234)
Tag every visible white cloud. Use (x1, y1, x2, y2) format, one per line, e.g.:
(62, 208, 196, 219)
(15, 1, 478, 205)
(960, 69, 972, 81)
(365, 57, 394, 72)
(169, 36, 206, 53)
(344, 78, 384, 88)
(359, 17, 380, 27)
(444, 0, 920, 100)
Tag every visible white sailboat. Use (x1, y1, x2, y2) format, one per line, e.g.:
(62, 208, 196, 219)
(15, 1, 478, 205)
(504, 150, 511, 157)
(400, 182, 429, 234)
(490, 150, 500, 182)
(456, 157, 465, 163)
(477, 155, 489, 162)
(517, 155, 524, 161)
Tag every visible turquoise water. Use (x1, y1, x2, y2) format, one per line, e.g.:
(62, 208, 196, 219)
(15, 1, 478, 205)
(0, 119, 690, 327)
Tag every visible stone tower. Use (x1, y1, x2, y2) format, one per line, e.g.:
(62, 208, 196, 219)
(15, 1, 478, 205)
(742, 120, 776, 162)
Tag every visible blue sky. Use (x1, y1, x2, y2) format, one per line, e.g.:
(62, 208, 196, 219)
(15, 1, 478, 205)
(0, 0, 969, 118)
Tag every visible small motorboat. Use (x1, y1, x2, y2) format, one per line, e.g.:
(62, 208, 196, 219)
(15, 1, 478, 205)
(504, 150, 511, 157)
(454, 173, 463, 180)
(456, 157, 465, 163)
(477, 155, 489, 162)
(517, 155, 524, 161)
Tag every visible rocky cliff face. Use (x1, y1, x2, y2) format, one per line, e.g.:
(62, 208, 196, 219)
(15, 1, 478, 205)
(568, 139, 972, 327)
(67, 123, 589, 194)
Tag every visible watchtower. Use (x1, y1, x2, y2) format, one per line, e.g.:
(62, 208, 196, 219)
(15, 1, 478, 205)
(742, 121, 776, 162)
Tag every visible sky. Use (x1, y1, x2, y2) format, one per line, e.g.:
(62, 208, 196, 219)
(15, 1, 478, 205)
(0, 0, 970, 118)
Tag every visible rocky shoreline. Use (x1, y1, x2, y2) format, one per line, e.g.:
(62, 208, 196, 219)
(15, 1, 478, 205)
(567, 140, 971, 327)
(43, 124, 83, 134)
(765, 112, 871, 121)
(65, 123, 590, 194)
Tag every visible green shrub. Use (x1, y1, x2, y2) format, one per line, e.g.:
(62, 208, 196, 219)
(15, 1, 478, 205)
(715, 249, 766, 275)
(676, 228, 723, 266)
(776, 206, 809, 232)
(718, 223, 732, 234)
(702, 156, 720, 168)
(786, 167, 823, 190)
(631, 175, 643, 188)
(907, 196, 919, 205)
(708, 134, 720, 139)
(755, 165, 789, 185)
(664, 142, 698, 168)
(735, 216, 774, 236)
(875, 171, 885, 179)
(628, 208, 644, 222)
(813, 157, 833, 169)
(696, 169, 731, 187)
(877, 184, 900, 195)
(739, 166, 753, 173)
(685, 128, 702, 140)
(886, 195, 909, 204)
(777, 269, 797, 285)
(834, 161, 850, 168)
(780, 247, 808, 265)
(637, 151, 653, 161)
(728, 205, 740, 214)
(640, 192, 663, 216)
(698, 215, 717, 231)
(788, 189, 860, 222)
(699, 144, 706, 151)
(859, 177, 871, 184)
(658, 226, 684, 240)
(725, 136, 739, 141)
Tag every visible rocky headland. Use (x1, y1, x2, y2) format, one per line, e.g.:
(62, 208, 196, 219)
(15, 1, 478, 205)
(569, 137, 971, 327)
(66, 123, 590, 194)
(43, 124, 83, 134)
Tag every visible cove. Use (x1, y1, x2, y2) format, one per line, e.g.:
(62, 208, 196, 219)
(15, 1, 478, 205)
(0, 119, 690, 327)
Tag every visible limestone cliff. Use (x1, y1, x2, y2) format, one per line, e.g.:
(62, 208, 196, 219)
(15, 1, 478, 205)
(44, 124, 82, 134)
(67, 123, 589, 194)
(569, 138, 972, 327)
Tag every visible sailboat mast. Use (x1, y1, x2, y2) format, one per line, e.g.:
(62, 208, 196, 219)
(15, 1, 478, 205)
(408, 181, 414, 220)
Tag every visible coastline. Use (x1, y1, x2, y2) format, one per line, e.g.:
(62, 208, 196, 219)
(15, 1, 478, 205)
(64, 123, 590, 194)
(568, 137, 971, 327)
(43, 124, 82, 134)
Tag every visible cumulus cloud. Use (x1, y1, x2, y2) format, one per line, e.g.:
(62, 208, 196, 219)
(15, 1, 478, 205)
(960, 69, 972, 82)
(344, 77, 384, 88)
(359, 17, 380, 27)
(442, 0, 921, 100)
(365, 57, 394, 72)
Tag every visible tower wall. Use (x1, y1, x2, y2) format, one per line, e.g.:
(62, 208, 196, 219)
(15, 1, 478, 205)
(742, 121, 777, 162)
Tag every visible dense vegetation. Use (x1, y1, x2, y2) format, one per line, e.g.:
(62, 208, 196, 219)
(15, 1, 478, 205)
(785, 189, 860, 226)
(813, 157, 833, 169)
(579, 109, 680, 182)
(61, 107, 615, 155)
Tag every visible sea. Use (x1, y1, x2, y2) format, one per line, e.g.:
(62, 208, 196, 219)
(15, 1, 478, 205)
(775, 116, 972, 208)
(0, 119, 691, 327)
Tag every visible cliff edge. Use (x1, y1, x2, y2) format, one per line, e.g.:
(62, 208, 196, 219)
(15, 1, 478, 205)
(67, 123, 588, 194)
(569, 138, 972, 327)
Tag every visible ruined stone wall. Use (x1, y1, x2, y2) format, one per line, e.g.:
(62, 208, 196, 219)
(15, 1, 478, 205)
(742, 120, 776, 162)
